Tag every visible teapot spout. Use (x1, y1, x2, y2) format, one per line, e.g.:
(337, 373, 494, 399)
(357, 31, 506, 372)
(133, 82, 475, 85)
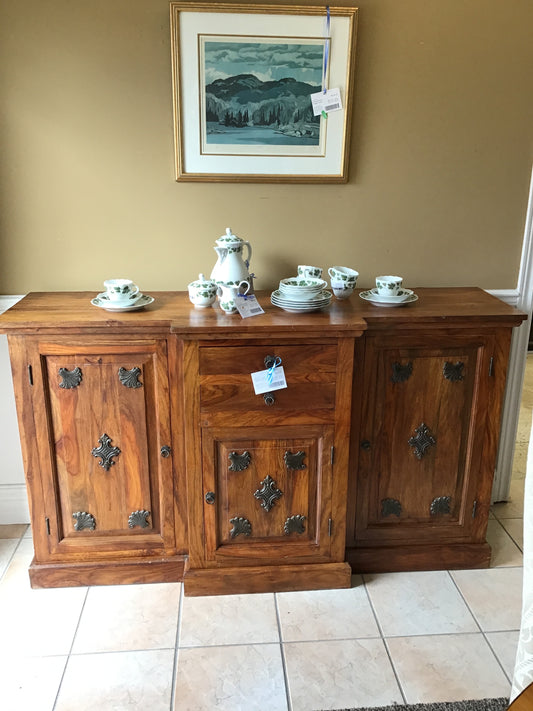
(214, 245, 227, 261)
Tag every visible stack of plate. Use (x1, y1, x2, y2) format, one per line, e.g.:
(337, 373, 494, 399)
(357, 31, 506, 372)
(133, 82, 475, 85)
(359, 288, 418, 307)
(272, 277, 332, 313)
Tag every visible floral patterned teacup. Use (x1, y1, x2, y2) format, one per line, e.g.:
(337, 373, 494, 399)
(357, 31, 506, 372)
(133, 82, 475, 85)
(188, 273, 218, 308)
(331, 279, 356, 300)
(328, 266, 359, 284)
(375, 275, 403, 296)
(103, 279, 140, 303)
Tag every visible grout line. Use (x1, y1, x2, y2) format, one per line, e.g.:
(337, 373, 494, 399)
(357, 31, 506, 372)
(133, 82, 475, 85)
(274, 593, 293, 711)
(361, 575, 407, 705)
(169, 582, 184, 711)
(446, 570, 514, 686)
(50, 577, 90, 709)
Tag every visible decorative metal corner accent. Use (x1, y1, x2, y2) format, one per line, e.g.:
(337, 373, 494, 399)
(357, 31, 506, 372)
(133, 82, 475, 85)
(408, 423, 436, 460)
(128, 509, 150, 528)
(391, 362, 413, 383)
(91, 433, 121, 471)
(228, 451, 251, 471)
(59, 367, 82, 389)
(443, 361, 465, 382)
(118, 366, 142, 388)
(284, 514, 306, 535)
(430, 496, 452, 515)
(284, 450, 306, 470)
(72, 511, 95, 531)
(254, 475, 283, 512)
(230, 516, 252, 538)
(381, 498, 402, 517)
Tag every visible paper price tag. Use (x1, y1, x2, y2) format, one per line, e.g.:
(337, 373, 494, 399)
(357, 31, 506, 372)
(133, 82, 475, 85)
(251, 366, 288, 395)
(235, 294, 265, 318)
(310, 88, 343, 116)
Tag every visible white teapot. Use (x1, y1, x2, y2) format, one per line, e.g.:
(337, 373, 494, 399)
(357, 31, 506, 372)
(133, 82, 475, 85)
(210, 227, 252, 286)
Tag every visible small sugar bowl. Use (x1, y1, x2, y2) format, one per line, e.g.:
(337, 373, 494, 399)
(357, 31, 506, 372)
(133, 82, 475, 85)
(188, 273, 218, 308)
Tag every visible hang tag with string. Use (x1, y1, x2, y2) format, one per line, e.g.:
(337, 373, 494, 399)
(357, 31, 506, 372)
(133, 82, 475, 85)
(310, 6, 343, 118)
(251, 356, 287, 395)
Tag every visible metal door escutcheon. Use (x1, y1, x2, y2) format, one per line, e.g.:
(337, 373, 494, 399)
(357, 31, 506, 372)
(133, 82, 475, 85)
(205, 491, 216, 504)
(360, 440, 371, 451)
(263, 392, 275, 406)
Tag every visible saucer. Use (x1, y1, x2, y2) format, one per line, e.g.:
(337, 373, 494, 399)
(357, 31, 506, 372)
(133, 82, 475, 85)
(369, 288, 413, 302)
(359, 290, 418, 307)
(91, 293, 154, 312)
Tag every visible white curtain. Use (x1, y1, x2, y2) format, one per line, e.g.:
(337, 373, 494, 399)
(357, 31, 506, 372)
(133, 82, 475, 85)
(511, 415, 533, 700)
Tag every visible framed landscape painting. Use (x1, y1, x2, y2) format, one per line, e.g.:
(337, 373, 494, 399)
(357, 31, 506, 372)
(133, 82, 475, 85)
(170, 3, 359, 183)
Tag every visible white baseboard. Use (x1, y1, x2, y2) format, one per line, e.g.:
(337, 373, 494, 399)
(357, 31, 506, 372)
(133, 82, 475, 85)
(0, 485, 30, 524)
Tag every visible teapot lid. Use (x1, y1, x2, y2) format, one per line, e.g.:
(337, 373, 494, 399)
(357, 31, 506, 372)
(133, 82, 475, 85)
(216, 227, 245, 245)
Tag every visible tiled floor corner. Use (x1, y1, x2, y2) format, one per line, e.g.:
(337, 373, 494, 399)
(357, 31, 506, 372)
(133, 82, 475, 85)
(0, 359, 529, 710)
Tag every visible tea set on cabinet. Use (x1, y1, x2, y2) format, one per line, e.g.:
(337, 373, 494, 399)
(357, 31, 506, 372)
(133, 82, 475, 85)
(90, 226, 418, 313)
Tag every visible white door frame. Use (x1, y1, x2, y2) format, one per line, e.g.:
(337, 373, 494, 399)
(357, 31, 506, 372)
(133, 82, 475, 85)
(491, 164, 533, 502)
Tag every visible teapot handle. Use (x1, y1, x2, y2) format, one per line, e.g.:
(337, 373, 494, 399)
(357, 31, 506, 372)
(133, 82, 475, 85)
(243, 241, 252, 268)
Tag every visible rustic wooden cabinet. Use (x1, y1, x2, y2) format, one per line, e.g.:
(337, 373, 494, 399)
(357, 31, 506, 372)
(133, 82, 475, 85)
(346, 328, 512, 572)
(182, 339, 355, 594)
(0, 289, 524, 593)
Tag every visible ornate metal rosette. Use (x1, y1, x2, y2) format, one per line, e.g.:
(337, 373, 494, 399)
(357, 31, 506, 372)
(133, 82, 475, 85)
(284, 514, 306, 535)
(391, 362, 413, 383)
(118, 366, 142, 388)
(91, 433, 121, 471)
(443, 361, 465, 382)
(430, 496, 452, 515)
(381, 498, 402, 517)
(229, 516, 252, 538)
(408, 423, 436, 460)
(284, 450, 306, 470)
(128, 509, 150, 528)
(72, 511, 95, 531)
(228, 451, 251, 471)
(59, 367, 82, 389)
(254, 475, 283, 512)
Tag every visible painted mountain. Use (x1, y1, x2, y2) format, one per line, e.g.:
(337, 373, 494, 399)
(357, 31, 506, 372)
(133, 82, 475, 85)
(205, 73, 320, 144)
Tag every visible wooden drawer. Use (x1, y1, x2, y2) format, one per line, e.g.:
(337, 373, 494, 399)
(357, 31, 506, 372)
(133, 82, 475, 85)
(198, 343, 338, 423)
(198, 344, 338, 376)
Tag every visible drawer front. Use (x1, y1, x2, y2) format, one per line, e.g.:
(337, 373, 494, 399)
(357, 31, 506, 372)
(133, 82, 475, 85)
(199, 344, 338, 376)
(199, 343, 338, 419)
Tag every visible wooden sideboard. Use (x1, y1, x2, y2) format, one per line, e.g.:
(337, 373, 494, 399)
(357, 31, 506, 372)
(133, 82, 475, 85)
(0, 289, 525, 594)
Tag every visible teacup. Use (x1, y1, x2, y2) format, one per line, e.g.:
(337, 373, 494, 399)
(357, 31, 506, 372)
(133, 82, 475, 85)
(375, 275, 403, 296)
(328, 266, 359, 284)
(298, 265, 323, 279)
(103, 278, 140, 303)
(217, 280, 251, 314)
(331, 279, 356, 300)
(188, 273, 217, 308)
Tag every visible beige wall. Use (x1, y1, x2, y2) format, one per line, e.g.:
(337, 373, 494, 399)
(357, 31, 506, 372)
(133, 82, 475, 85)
(1, 0, 532, 294)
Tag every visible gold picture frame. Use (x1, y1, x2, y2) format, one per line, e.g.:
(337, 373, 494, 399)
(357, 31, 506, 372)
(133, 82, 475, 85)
(170, 2, 359, 183)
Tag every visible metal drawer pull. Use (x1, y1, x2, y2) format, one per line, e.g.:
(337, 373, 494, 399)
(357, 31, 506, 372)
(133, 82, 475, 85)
(264, 355, 278, 368)
(263, 392, 275, 406)
(205, 491, 216, 504)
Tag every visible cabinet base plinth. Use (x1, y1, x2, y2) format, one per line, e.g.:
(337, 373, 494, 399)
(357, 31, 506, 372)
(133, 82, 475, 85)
(28, 555, 187, 588)
(184, 562, 352, 596)
(346, 542, 492, 573)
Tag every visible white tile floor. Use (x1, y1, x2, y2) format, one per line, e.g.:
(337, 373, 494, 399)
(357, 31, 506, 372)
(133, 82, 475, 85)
(1, 357, 529, 711)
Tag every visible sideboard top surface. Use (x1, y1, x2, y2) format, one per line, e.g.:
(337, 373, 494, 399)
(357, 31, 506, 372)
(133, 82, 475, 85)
(0, 288, 525, 336)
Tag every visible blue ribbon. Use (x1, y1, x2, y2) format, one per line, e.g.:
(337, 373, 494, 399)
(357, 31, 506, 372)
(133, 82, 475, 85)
(322, 6, 330, 95)
(267, 357, 282, 385)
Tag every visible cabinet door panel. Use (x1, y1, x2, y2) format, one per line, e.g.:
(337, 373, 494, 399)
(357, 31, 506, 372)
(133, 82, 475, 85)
(37, 341, 174, 555)
(356, 337, 490, 544)
(201, 426, 334, 565)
